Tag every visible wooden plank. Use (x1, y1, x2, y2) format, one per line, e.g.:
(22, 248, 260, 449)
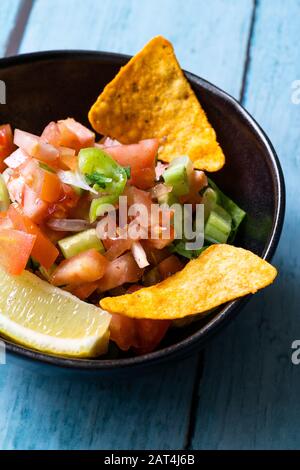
(191, 0, 300, 449)
(0, 361, 198, 450)
(19, 0, 253, 98)
(0, 0, 253, 450)
(0, 0, 22, 57)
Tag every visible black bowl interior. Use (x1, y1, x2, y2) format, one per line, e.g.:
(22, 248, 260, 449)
(0, 51, 285, 373)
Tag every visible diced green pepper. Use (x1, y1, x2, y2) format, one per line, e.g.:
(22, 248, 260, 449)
(204, 206, 232, 244)
(89, 195, 118, 223)
(202, 187, 218, 221)
(78, 148, 128, 222)
(58, 229, 104, 259)
(204, 222, 228, 244)
(163, 156, 193, 196)
(169, 240, 209, 259)
(208, 178, 246, 242)
(79, 147, 127, 195)
(157, 191, 178, 207)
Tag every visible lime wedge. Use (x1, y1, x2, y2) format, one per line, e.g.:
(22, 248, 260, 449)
(0, 268, 111, 358)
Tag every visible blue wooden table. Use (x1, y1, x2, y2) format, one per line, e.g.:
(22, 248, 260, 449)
(0, 0, 298, 450)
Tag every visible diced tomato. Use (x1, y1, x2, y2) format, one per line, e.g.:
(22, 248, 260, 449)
(41, 225, 67, 244)
(158, 207, 174, 226)
(125, 185, 152, 233)
(59, 183, 80, 209)
(19, 158, 41, 191)
(23, 185, 49, 223)
(133, 319, 171, 355)
(69, 281, 98, 300)
(14, 129, 59, 164)
(103, 237, 133, 261)
(40, 171, 62, 203)
(56, 121, 78, 149)
(106, 139, 159, 189)
(109, 314, 171, 354)
(132, 167, 156, 190)
(193, 170, 208, 191)
(123, 186, 174, 246)
(59, 147, 77, 171)
(41, 121, 61, 146)
(125, 185, 152, 210)
(58, 118, 95, 151)
(179, 170, 208, 205)
(109, 314, 139, 351)
(8, 204, 59, 269)
(0, 212, 13, 229)
(20, 158, 62, 204)
(51, 249, 108, 286)
(0, 228, 36, 275)
(157, 255, 184, 280)
(0, 124, 14, 171)
(98, 252, 144, 292)
(48, 184, 80, 219)
(67, 192, 90, 220)
(146, 225, 175, 249)
(4, 148, 29, 169)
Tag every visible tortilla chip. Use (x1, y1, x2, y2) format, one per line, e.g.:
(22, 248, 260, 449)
(100, 244, 277, 319)
(88, 36, 225, 172)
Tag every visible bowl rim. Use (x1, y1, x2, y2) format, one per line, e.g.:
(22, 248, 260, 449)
(0, 49, 286, 371)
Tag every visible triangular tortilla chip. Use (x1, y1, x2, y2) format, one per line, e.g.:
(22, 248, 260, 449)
(89, 36, 225, 172)
(100, 244, 277, 319)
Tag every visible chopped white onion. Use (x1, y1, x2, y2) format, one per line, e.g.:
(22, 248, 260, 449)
(155, 161, 168, 180)
(101, 136, 121, 147)
(4, 148, 29, 169)
(57, 170, 98, 194)
(47, 218, 93, 232)
(131, 241, 149, 268)
(2, 168, 13, 184)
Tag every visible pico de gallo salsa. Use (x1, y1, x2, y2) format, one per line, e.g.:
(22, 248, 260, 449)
(0, 118, 245, 354)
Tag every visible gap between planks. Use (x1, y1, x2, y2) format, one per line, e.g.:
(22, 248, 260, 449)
(4, 0, 34, 57)
(240, 0, 259, 103)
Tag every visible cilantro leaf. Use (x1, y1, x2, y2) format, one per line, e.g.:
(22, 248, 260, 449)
(124, 166, 131, 178)
(85, 172, 113, 189)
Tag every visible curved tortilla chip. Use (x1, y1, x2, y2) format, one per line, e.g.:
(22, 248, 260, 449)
(100, 244, 277, 319)
(89, 36, 225, 172)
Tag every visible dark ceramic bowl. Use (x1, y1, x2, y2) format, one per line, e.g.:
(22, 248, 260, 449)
(0, 51, 285, 376)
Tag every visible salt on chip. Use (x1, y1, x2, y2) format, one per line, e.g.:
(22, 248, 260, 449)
(100, 244, 277, 320)
(88, 36, 225, 172)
